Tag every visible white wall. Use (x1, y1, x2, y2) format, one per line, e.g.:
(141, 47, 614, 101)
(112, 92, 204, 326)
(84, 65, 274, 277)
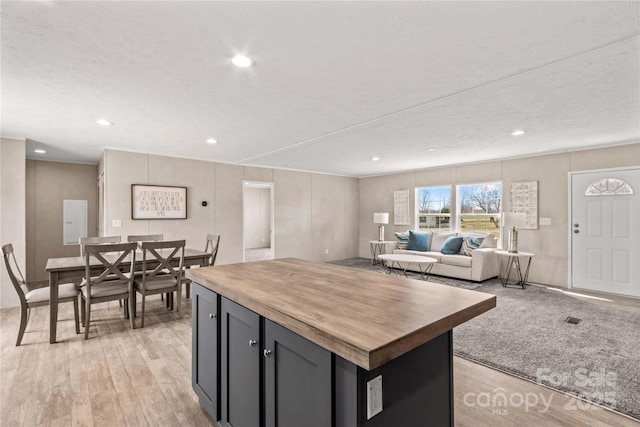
(359, 143, 640, 288)
(1, 138, 26, 308)
(103, 150, 359, 265)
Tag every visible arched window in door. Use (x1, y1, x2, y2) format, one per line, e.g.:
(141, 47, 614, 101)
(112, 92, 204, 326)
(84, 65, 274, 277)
(585, 178, 634, 196)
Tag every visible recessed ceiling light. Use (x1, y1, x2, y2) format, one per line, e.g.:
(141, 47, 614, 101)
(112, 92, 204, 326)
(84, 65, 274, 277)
(34, 149, 46, 154)
(232, 55, 254, 68)
(371, 157, 380, 161)
(511, 130, 525, 136)
(206, 138, 218, 144)
(427, 148, 436, 152)
(96, 119, 113, 126)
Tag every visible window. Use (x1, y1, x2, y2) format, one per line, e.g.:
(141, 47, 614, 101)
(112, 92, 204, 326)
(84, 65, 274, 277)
(457, 182, 502, 239)
(416, 186, 451, 232)
(585, 178, 633, 196)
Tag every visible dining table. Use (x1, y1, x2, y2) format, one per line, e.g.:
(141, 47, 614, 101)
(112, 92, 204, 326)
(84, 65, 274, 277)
(45, 247, 210, 343)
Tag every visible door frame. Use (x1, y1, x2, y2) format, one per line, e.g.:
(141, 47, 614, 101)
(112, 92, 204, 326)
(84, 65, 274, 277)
(242, 181, 275, 262)
(567, 165, 640, 290)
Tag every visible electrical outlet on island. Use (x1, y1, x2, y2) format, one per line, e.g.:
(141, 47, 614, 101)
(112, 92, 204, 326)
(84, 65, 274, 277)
(367, 375, 383, 419)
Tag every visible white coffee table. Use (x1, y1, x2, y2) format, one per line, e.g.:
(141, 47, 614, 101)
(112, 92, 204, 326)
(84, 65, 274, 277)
(378, 254, 438, 281)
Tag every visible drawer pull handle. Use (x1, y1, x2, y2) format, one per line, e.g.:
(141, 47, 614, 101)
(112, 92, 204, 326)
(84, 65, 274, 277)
(264, 349, 272, 357)
(249, 339, 257, 347)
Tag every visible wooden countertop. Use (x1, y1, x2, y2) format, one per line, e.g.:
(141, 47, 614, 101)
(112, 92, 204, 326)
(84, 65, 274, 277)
(187, 258, 496, 370)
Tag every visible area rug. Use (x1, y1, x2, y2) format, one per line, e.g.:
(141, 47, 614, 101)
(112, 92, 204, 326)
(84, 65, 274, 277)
(330, 258, 640, 420)
(453, 280, 640, 420)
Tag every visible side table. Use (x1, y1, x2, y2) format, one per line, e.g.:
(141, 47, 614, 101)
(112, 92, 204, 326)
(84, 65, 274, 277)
(369, 240, 395, 265)
(495, 250, 535, 289)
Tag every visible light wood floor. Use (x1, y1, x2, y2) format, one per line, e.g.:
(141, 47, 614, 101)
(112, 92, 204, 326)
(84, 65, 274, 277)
(1, 297, 637, 426)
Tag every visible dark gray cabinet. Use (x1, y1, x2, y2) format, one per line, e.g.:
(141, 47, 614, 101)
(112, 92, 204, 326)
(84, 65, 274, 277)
(192, 284, 219, 420)
(264, 319, 332, 427)
(221, 297, 261, 427)
(193, 284, 453, 427)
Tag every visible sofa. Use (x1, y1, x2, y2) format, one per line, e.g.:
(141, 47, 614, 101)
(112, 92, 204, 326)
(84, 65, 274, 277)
(388, 231, 499, 282)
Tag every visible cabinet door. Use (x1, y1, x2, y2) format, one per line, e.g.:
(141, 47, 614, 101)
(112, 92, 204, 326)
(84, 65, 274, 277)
(264, 320, 332, 427)
(221, 298, 261, 427)
(192, 284, 219, 420)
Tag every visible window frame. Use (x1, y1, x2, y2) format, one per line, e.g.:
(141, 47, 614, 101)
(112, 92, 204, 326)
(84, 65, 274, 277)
(414, 185, 453, 232)
(455, 181, 503, 239)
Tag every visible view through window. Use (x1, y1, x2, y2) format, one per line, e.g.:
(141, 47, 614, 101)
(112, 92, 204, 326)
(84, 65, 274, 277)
(457, 182, 502, 239)
(416, 186, 452, 232)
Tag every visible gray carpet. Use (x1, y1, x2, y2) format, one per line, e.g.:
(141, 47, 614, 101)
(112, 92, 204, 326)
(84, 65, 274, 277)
(331, 258, 640, 420)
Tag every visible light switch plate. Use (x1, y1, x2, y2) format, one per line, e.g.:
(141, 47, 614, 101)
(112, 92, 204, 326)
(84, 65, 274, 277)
(367, 375, 383, 419)
(112, 219, 122, 227)
(539, 217, 551, 226)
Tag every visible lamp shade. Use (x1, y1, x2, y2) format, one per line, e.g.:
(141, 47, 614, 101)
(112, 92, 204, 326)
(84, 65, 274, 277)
(502, 212, 527, 228)
(373, 212, 389, 224)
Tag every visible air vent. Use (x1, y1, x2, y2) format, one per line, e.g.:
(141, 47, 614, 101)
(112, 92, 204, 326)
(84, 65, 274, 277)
(565, 316, 582, 325)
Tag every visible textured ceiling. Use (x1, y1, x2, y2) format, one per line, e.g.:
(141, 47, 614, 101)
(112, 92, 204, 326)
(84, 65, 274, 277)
(1, 1, 639, 177)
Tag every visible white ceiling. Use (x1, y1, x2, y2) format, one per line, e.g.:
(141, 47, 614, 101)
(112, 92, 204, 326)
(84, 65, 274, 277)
(1, 1, 639, 177)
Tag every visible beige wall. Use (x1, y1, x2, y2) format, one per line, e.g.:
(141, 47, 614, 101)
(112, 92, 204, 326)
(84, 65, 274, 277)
(359, 143, 640, 287)
(1, 138, 26, 308)
(103, 150, 360, 265)
(25, 160, 98, 282)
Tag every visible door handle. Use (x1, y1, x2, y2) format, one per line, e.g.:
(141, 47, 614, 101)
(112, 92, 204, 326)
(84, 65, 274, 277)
(574, 230, 579, 234)
(574, 223, 579, 227)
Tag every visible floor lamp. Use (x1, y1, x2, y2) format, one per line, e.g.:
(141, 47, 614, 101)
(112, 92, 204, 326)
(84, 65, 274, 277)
(502, 212, 527, 253)
(373, 213, 389, 241)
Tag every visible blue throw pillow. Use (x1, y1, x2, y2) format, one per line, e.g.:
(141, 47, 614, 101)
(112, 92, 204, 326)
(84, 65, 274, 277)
(440, 236, 464, 254)
(406, 231, 429, 251)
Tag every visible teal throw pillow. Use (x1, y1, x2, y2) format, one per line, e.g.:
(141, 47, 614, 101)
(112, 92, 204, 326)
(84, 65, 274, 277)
(406, 231, 429, 251)
(440, 236, 464, 254)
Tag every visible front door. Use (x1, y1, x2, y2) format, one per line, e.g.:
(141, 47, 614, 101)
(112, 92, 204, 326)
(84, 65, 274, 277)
(570, 168, 640, 296)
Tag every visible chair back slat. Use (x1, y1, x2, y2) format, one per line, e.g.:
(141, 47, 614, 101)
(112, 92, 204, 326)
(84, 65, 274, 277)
(84, 242, 137, 288)
(127, 234, 164, 243)
(140, 240, 185, 284)
(205, 234, 221, 266)
(2, 243, 29, 300)
(79, 236, 121, 256)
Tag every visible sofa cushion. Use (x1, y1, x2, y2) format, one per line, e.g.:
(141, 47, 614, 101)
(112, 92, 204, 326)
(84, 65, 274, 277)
(406, 230, 430, 251)
(440, 236, 464, 254)
(440, 254, 472, 267)
(430, 232, 457, 252)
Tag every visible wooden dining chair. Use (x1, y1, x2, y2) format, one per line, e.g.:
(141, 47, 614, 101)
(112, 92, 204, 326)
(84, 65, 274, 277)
(80, 235, 125, 308)
(205, 234, 221, 267)
(81, 242, 137, 339)
(182, 234, 221, 299)
(2, 243, 80, 345)
(134, 240, 185, 328)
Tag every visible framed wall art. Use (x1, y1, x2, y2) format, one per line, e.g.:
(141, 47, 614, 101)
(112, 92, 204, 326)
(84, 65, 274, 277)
(509, 181, 538, 229)
(131, 184, 187, 219)
(394, 189, 411, 225)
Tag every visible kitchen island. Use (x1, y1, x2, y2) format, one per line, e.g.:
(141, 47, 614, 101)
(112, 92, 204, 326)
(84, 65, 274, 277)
(187, 258, 496, 427)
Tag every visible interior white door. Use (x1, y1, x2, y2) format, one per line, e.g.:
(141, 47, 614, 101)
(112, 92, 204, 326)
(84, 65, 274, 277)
(571, 168, 640, 296)
(63, 199, 88, 246)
